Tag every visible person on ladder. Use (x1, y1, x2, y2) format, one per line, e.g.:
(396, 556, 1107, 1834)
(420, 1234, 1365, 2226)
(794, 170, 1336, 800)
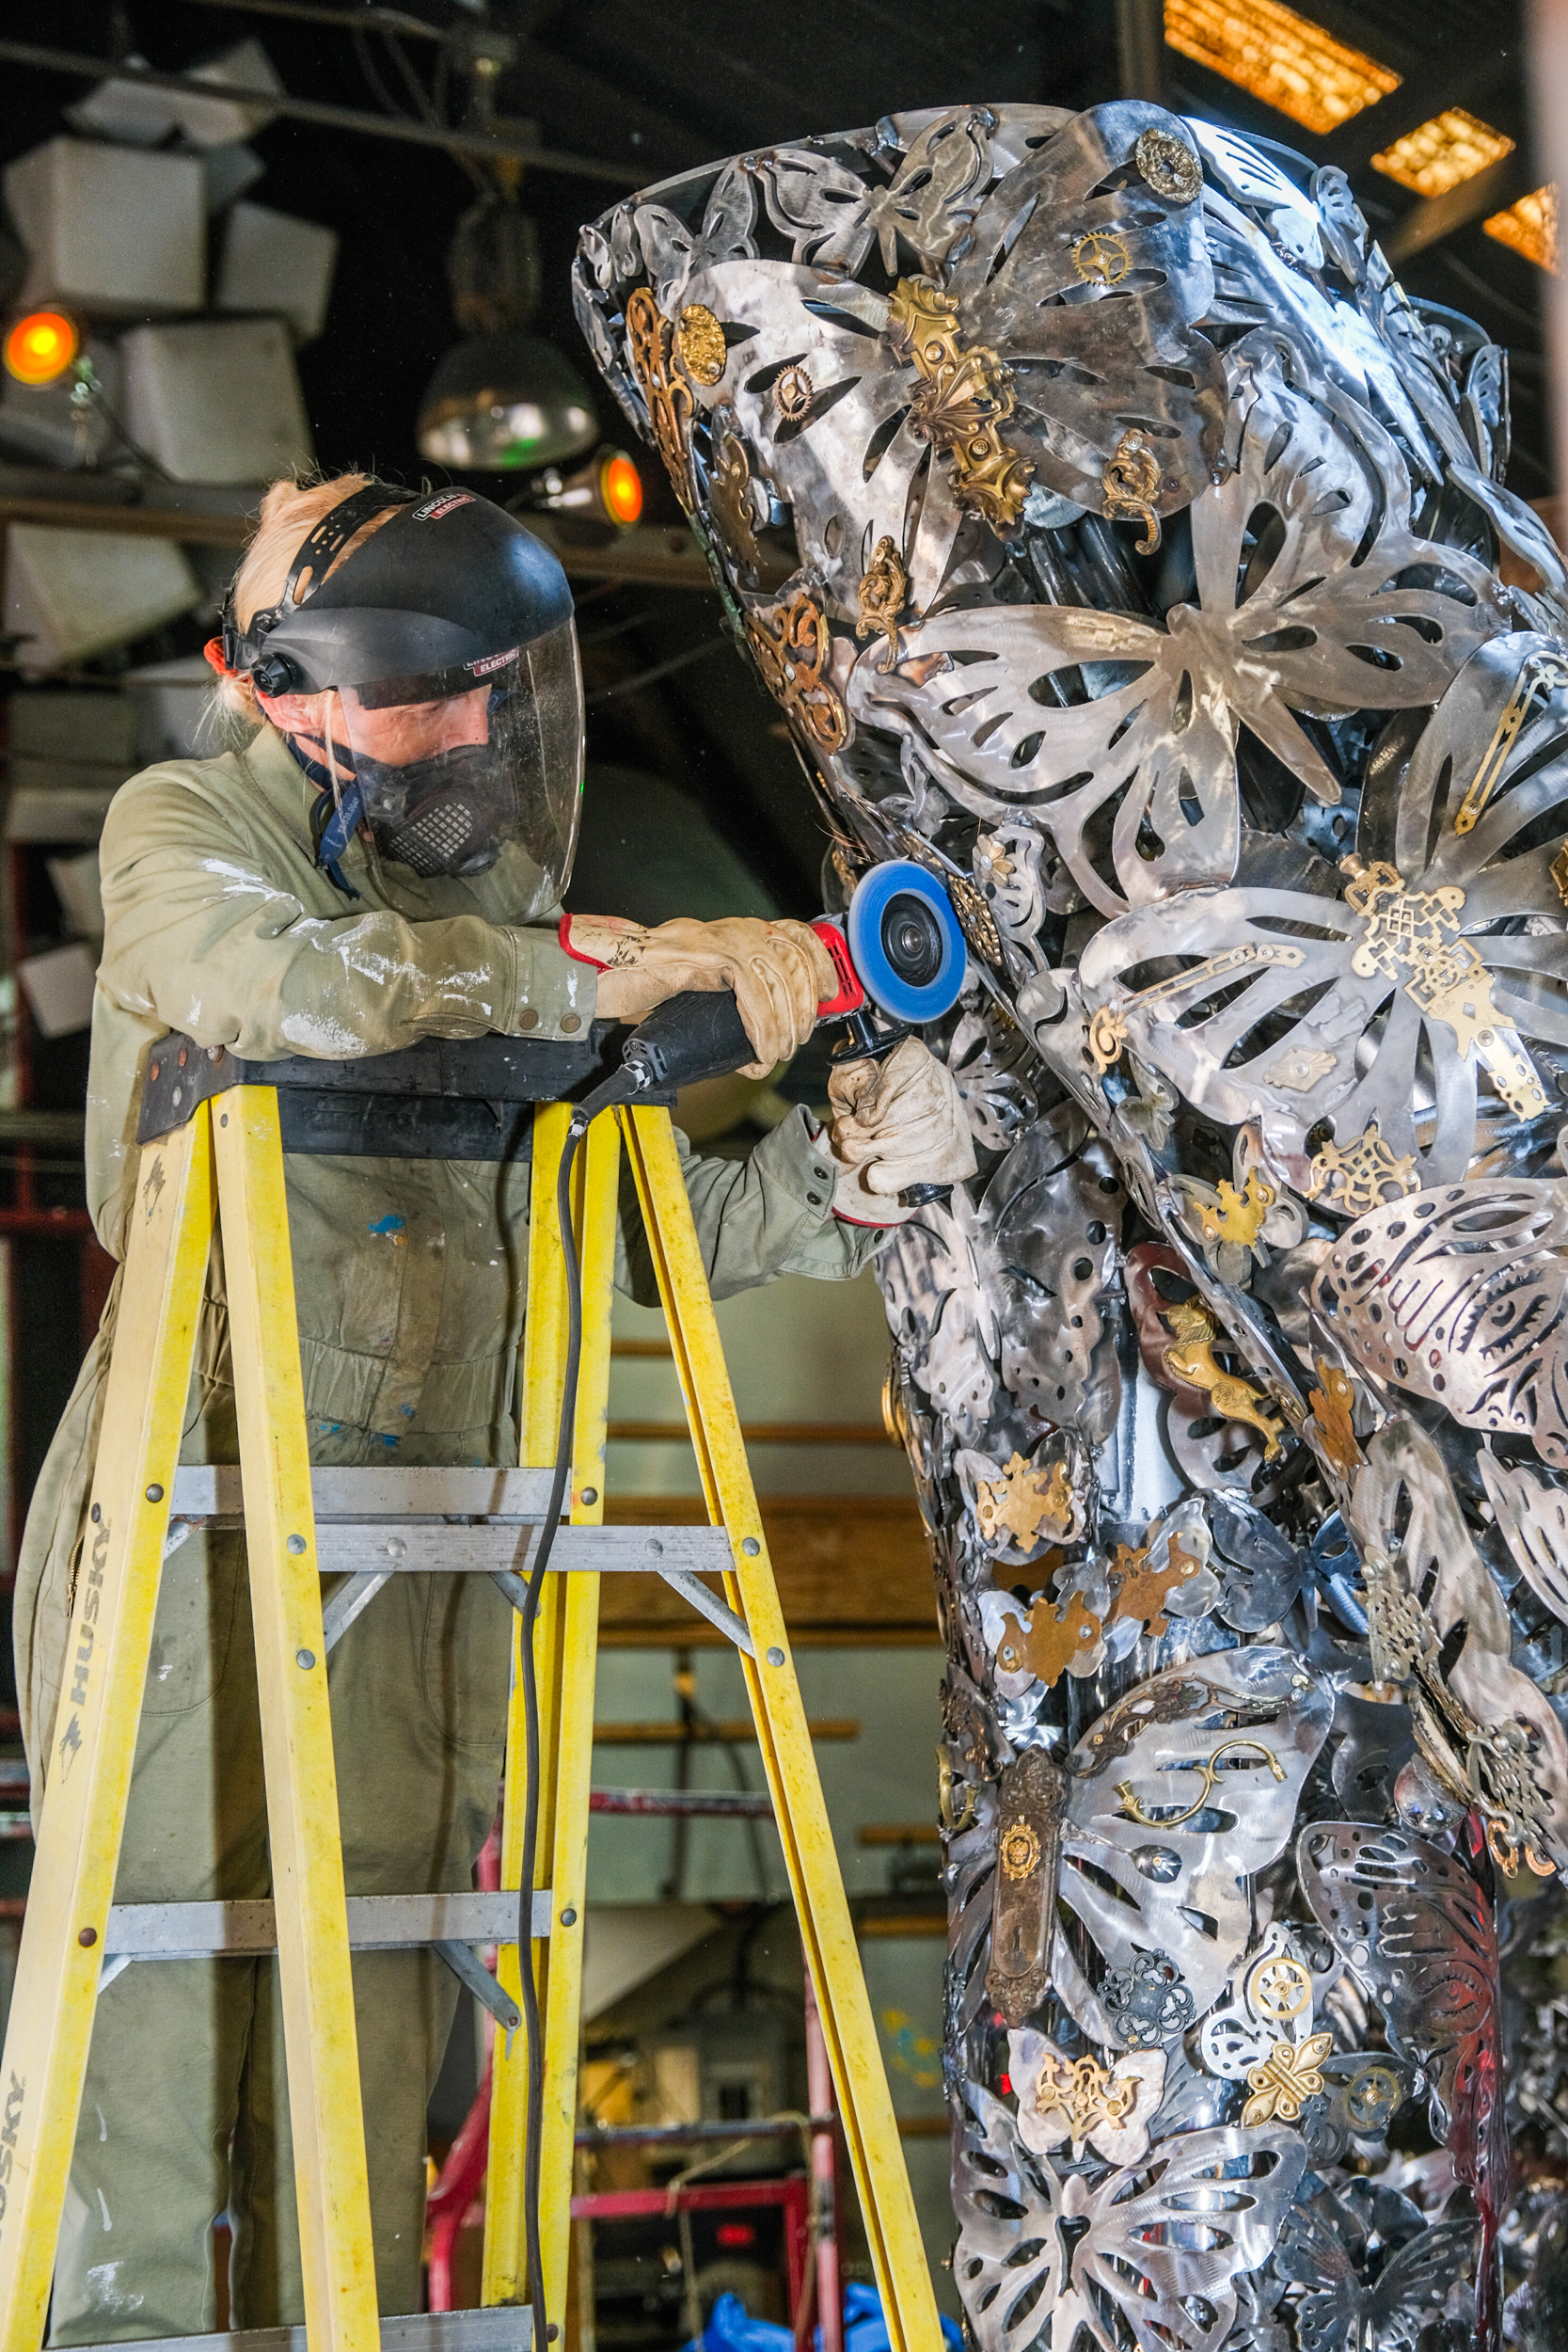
(13, 474, 974, 2344)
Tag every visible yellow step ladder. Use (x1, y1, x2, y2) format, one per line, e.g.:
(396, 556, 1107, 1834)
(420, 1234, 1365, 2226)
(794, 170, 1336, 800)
(0, 1038, 940, 2352)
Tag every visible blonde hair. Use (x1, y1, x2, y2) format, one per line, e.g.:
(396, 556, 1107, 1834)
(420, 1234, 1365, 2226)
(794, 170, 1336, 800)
(214, 471, 398, 731)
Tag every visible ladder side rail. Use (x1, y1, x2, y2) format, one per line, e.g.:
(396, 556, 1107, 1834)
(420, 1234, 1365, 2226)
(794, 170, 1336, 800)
(214, 1089, 378, 2352)
(0, 1107, 216, 2352)
(483, 1104, 572, 2305)
(616, 1105, 941, 2352)
(534, 1113, 619, 2319)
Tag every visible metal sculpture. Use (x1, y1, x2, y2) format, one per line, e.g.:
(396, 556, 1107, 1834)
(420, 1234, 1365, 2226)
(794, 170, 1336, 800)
(578, 95, 1568, 2346)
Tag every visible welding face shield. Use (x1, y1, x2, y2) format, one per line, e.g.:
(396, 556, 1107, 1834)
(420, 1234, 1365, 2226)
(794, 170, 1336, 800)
(226, 485, 584, 911)
(325, 623, 582, 891)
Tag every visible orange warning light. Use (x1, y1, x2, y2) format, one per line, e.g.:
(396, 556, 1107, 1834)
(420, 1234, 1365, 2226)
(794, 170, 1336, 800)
(599, 450, 643, 528)
(4, 310, 80, 388)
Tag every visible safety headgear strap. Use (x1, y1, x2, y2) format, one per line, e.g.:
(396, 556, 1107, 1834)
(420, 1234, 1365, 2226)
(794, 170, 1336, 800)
(220, 483, 420, 688)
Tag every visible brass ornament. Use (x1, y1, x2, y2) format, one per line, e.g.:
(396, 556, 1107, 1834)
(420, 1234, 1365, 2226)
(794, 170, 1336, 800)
(1115, 1736, 1286, 1830)
(1087, 1005, 1130, 1074)
(976, 1452, 1073, 1550)
(1454, 644, 1568, 833)
(1469, 1720, 1560, 1879)
(855, 534, 908, 672)
(1024, 2051, 1170, 2154)
(1072, 229, 1131, 286)
(1404, 1664, 1558, 1881)
(1246, 1951, 1312, 2024)
(1133, 126, 1203, 203)
(1187, 1168, 1274, 1250)
(1160, 1299, 1286, 1458)
(707, 432, 761, 576)
(674, 301, 727, 387)
(1032, 2050, 1138, 2146)
(881, 1354, 911, 1450)
(995, 1596, 1102, 1687)
(1242, 2029, 1334, 2127)
(1362, 1548, 1438, 1688)
(946, 871, 1003, 964)
(1307, 1358, 1361, 1480)
(986, 1748, 1068, 2026)
(1345, 2060, 1404, 2131)
(1308, 1119, 1419, 1217)
(1340, 854, 1546, 1118)
(626, 287, 695, 510)
(774, 363, 815, 422)
(829, 837, 864, 897)
(887, 275, 1033, 531)
(999, 1816, 1041, 1882)
(744, 593, 850, 753)
(935, 1744, 976, 1836)
(1104, 1534, 1203, 1639)
(1554, 841, 1568, 909)
(1261, 1043, 1338, 1093)
(1101, 426, 1164, 554)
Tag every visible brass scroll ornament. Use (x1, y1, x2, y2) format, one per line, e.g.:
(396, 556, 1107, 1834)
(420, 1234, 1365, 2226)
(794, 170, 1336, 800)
(887, 277, 1033, 532)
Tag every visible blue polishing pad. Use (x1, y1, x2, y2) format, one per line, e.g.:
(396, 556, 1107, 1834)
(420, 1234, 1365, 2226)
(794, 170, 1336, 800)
(846, 860, 967, 1026)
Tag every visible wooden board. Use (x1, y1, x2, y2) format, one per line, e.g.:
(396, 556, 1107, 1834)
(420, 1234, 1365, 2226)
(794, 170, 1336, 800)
(599, 1495, 938, 1645)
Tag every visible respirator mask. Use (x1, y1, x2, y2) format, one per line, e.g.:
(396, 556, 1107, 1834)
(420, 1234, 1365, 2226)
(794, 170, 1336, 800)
(222, 484, 583, 914)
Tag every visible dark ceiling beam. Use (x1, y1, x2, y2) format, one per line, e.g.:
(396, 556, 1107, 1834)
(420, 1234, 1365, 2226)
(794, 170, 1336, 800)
(509, 40, 711, 179)
(0, 35, 641, 183)
(1116, 0, 1165, 102)
(1381, 151, 1529, 260)
(184, 0, 707, 177)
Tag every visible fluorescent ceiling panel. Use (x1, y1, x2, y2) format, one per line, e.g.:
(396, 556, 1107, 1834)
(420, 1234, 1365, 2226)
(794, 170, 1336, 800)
(1484, 183, 1560, 273)
(1164, 0, 1401, 136)
(1371, 108, 1515, 198)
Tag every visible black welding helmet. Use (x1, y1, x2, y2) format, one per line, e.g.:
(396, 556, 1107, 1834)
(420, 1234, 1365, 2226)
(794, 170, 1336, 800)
(223, 483, 582, 906)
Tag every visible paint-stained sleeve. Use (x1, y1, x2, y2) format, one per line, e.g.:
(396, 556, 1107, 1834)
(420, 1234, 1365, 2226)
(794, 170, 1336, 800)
(615, 1107, 888, 1304)
(95, 766, 594, 1057)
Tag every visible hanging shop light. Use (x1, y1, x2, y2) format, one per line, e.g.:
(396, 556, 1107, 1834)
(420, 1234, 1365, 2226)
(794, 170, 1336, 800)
(416, 186, 597, 470)
(4, 309, 81, 388)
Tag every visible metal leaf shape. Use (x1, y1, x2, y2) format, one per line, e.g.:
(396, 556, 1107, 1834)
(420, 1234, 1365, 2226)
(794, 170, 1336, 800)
(954, 2088, 1305, 2352)
(1478, 1452, 1568, 1624)
(1077, 632, 1568, 1178)
(633, 162, 758, 306)
(952, 2083, 1061, 2352)
(1341, 1420, 1568, 1869)
(1055, 2123, 1306, 2352)
(849, 331, 1505, 912)
(745, 145, 880, 270)
(1059, 1647, 1332, 2037)
(1295, 1822, 1504, 2190)
(1315, 1184, 1568, 1461)
(679, 255, 964, 614)
(974, 1103, 1126, 1441)
(945, 99, 1225, 518)
(1275, 2195, 1478, 2352)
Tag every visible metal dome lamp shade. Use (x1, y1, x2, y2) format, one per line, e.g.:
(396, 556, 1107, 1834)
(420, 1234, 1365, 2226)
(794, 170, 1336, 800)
(417, 184, 597, 470)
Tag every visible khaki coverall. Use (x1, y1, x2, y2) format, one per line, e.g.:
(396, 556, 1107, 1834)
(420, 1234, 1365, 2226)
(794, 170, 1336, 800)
(15, 723, 879, 2341)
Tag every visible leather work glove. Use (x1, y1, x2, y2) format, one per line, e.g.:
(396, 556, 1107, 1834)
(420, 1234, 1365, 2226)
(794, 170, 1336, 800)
(562, 913, 837, 1078)
(827, 1034, 977, 1225)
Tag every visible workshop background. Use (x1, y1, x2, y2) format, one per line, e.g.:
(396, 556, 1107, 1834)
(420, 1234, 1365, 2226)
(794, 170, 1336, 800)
(0, 0, 1554, 2337)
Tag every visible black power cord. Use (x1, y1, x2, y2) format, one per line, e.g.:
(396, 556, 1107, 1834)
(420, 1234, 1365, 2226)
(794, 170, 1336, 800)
(512, 1104, 592, 2352)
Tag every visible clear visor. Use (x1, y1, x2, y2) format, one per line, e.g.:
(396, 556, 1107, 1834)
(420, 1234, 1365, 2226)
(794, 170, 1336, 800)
(306, 619, 583, 912)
